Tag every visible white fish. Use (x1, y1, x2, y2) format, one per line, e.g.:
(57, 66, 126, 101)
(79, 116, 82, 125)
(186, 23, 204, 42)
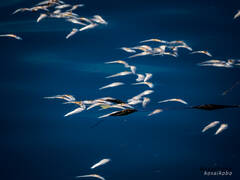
(121, 47, 136, 53)
(76, 174, 105, 180)
(0, 34, 22, 40)
(64, 106, 86, 117)
(142, 97, 150, 108)
(202, 121, 220, 133)
(132, 82, 154, 88)
(144, 73, 152, 82)
(215, 124, 228, 135)
(92, 15, 107, 25)
(106, 71, 132, 78)
(191, 51, 212, 57)
(136, 74, 145, 82)
(37, 13, 47, 23)
(66, 28, 78, 39)
(79, 23, 98, 31)
(99, 82, 124, 90)
(234, 10, 240, 19)
(91, 159, 111, 169)
(158, 98, 188, 105)
(148, 109, 163, 116)
(105, 60, 130, 68)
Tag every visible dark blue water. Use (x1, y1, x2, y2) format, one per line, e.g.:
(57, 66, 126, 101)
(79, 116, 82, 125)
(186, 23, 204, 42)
(0, 0, 240, 179)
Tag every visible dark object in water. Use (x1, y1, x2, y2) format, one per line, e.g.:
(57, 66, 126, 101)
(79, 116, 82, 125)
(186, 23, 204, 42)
(191, 104, 240, 110)
(110, 109, 137, 116)
(105, 98, 125, 104)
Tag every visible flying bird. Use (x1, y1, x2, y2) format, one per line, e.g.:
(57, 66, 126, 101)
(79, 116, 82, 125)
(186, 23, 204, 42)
(37, 13, 48, 22)
(132, 81, 154, 88)
(191, 51, 212, 57)
(144, 73, 152, 82)
(99, 82, 124, 90)
(90, 159, 111, 169)
(140, 38, 167, 44)
(136, 74, 145, 82)
(79, 23, 98, 32)
(202, 121, 220, 133)
(120, 47, 136, 53)
(158, 98, 188, 105)
(234, 10, 240, 19)
(215, 124, 228, 135)
(105, 71, 132, 78)
(44, 94, 76, 102)
(76, 174, 105, 180)
(98, 109, 137, 118)
(0, 34, 22, 40)
(148, 109, 163, 116)
(64, 105, 86, 117)
(105, 60, 130, 68)
(142, 97, 150, 108)
(66, 28, 79, 39)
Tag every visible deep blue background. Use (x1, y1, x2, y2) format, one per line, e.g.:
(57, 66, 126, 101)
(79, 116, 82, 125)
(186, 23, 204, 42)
(0, 0, 240, 179)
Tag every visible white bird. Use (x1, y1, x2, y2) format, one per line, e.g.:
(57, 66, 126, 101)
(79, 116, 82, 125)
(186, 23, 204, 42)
(144, 73, 152, 82)
(64, 106, 86, 117)
(37, 13, 48, 23)
(67, 4, 84, 12)
(79, 23, 98, 32)
(99, 82, 124, 90)
(158, 98, 188, 105)
(105, 60, 130, 68)
(66, 28, 78, 39)
(91, 159, 111, 169)
(140, 38, 167, 44)
(55, 4, 71, 9)
(128, 51, 152, 58)
(98, 111, 119, 119)
(0, 34, 22, 40)
(136, 74, 145, 82)
(202, 121, 220, 133)
(148, 109, 163, 116)
(92, 15, 107, 25)
(66, 18, 86, 25)
(44, 95, 75, 102)
(215, 124, 228, 135)
(128, 99, 142, 105)
(191, 51, 212, 57)
(120, 47, 136, 53)
(76, 174, 105, 180)
(234, 10, 240, 19)
(129, 66, 136, 74)
(142, 97, 150, 108)
(132, 82, 154, 88)
(106, 71, 132, 78)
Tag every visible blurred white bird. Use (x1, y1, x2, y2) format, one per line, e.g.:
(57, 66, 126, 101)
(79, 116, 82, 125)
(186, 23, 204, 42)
(76, 174, 105, 180)
(202, 121, 220, 133)
(144, 73, 152, 82)
(79, 23, 98, 31)
(106, 71, 132, 78)
(120, 47, 136, 53)
(215, 124, 228, 135)
(132, 82, 154, 88)
(37, 13, 48, 22)
(142, 97, 150, 108)
(234, 10, 240, 19)
(191, 51, 212, 57)
(0, 34, 22, 40)
(64, 105, 86, 117)
(66, 28, 78, 39)
(99, 82, 124, 90)
(158, 98, 188, 105)
(136, 74, 145, 82)
(148, 109, 163, 116)
(44, 95, 76, 102)
(140, 38, 167, 44)
(91, 159, 111, 169)
(105, 60, 130, 68)
(92, 15, 107, 25)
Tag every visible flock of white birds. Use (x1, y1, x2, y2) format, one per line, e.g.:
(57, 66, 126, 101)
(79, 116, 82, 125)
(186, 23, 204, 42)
(1, 1, 240, 179)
